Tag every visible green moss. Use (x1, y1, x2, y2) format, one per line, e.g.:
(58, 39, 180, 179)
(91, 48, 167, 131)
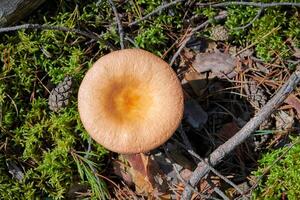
(226, 4, 299, 61)
(0, 1, 110, 199)
(0, 0, 299, 198)
(253, 137, 300, 200)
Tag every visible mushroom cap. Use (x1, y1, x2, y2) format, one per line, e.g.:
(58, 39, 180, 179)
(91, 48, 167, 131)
(78, 49, 184, 154)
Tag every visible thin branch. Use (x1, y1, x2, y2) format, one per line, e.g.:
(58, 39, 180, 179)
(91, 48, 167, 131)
(196, 2, 300, 31)
(233, 7, 263, 30)
(170, 11, 227, 66)
(108, 0, 125, 49)
(197, 2, 300, 8)
(172, 138, 247, 198)
(213, 185, 230, 200)
(125, 35, 139, 48)
(128, 0, 184, 26)
(84, 137, 92, 159)
(188, 149, 247, 199)
(163, 145, 221, 200)
(181, 68, 300, 199)
(0, 24, 100, 40)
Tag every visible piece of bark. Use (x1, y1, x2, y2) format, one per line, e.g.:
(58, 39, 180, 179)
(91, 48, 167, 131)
(0, 0, 46, 27)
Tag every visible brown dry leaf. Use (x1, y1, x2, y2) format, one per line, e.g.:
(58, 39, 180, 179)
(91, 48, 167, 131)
(199, 178, 221, 197)
(112, 158, 133, 187)
(184, 98, 208, 129)
(192, 52, 237, 78)
(285, 94, 300, 118)
(184, 71, 207, 96)
(124, 153, 168, 196)
(217, 122, 240, 141)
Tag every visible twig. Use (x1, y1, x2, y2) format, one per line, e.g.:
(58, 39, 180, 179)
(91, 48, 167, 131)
(0, 24, 100, 40)
(188, 149, 247, 199)
(197, 2, 300, 8)
(84, 137, 92, 159)
(169, 11, 227, 66)
(125, 35, 139, 48)
(108, 0, 125, 49)
(163, 145, 221, 200)
(172, 138, 247, 198)
(128, 0, 185, 26)
(234, 8, 263, 30)
(5, 93, 18, 116)
(178, 125, 197, 163)
(196, 2, 300, 30)
(181, 68, 300, 199)
(212, 185, 230, 200)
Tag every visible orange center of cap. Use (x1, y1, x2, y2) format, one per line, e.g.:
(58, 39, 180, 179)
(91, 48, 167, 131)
(102, 76, 152, 123)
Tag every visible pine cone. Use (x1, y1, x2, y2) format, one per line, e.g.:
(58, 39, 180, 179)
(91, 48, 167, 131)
(210, 25, 229, 41)
(48, 76, 73, 112)
(244, 80, 267, 108)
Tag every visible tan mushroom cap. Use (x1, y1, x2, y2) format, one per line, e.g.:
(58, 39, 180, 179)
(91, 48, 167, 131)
(78, 49, 184, 154)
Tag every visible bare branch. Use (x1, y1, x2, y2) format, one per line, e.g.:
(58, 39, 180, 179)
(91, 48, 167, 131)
(181, 68, 300, 199)
(108, 0, 125, 49)
(197, 2, 300, 8)
(128, 0, 184, 27)
(0, 24, 100, 40)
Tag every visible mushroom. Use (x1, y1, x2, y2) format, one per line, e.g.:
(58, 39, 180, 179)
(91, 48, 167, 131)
(78, 49, 184, 154)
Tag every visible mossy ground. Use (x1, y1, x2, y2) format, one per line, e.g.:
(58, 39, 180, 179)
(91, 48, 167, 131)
(0, 0, 299, 199)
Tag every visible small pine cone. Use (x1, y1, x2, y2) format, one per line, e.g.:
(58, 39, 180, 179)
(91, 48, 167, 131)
(48, 76, 73, 112)
(210, 25, 229, 41)
(244, 80, 267, 108)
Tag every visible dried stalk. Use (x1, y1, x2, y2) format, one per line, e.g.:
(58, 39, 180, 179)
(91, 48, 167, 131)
(108, 0, 125, 49)
(128, 0, 184, 26)
(0, 24, 100, 40)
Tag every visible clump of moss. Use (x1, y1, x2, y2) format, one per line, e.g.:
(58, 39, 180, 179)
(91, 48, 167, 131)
(1, 0, 299, 199)
(226, 4, 299, 61)
(253, 137, 300, 200)
(0, 1, 109, 199)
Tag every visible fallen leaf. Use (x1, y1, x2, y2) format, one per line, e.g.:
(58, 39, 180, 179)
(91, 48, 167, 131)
(124, 153, 168, 195)
(217, 122, 240, 141)
(184, 71, 207, 96)
(184, 99, 208, 129)
(285, 94, 300, 118)
(112, 158, 133, 187)
(192, 52, 237, 78)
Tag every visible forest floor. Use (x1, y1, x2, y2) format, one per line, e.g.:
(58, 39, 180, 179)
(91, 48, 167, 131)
(0, 0, 300, 199)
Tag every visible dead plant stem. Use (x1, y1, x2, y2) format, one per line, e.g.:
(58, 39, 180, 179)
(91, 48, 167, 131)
(0, 24, 100, 40)
(108, 0, 125, 49)
(128, 0, 184, 26)
(197, 2, 300, 8)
